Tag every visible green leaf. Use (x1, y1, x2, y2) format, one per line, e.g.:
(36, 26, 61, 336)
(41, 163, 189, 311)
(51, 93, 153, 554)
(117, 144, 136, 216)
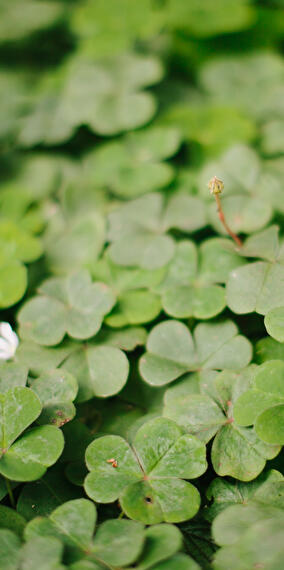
(0, 261, 27, 309)
(108, 192, 206, 270)
(234, 361, 284, 444)
(162, 285, 225, 320)
(85, 417, 207, 524)
(163, 368, 279, 480)
(151, 553, 201, 570)
(84, 127, 181, 198)
(264, 306, 284, 342)
(227, 260, 284, 315)
(95, 326, 147, 351)
(0, 424, 64, 481)
(199, 52, 284, 120)
(0, 529, 21, 570)
(15, 341, 73, 377)
(18, 271, 115, 345)
(255, 336, 284, 363)
(140, 320, 252, 387)
(0, 388, 63, 481)
(206, 469, 284, 520)
(30, 370, 78, 426)
(45, 213, 106, 275)
(92, 519, 144, 566)
(158, 241, 226, 319)
(136, 524, 182, 570)
(21, 535, 64, 570)
(0, 0, 65, 42)
(160, 104, 255, 156)
(62, 344, 129, 402)
(256, 405, 284, 445)
(261, 119, 284, 155)
(0, 505, 26, 537)
(106, 290, 161, 327)
(0, 362, 28, 393)
(19, 53, 163, 144)
(0, 387, 41, 452)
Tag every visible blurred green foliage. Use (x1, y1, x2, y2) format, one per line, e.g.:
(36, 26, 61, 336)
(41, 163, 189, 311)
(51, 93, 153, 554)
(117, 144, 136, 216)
(1, 1, 284, 569)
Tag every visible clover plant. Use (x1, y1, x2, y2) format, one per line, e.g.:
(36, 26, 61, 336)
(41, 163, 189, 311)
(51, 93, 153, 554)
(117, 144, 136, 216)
(0, 2, 284, 569)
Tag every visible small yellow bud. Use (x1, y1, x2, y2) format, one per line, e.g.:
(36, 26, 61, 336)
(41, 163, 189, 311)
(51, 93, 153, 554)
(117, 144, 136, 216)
(208, 176, 224, 195)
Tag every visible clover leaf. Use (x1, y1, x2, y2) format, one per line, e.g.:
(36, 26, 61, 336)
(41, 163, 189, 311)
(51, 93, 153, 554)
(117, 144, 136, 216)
(212, 503, 284, 570)
(44, 212, 106, 275)
(83, 126, 182, 198)
(234, 360, 284, 445)
(199, 51, 284, 120)
(160, 104, 255, 156)
(0, 387, 64, 481)
(199, 145, 272, 235)
(61, 343, 129, 402)
(0, 0, 65, 42)
(91, 253, 162, 326)
(18, 270, 115, 346)
(85, 417, 207, 524)
(227, 226, 284, 315)
(163, 367, 280, 480)
(0, 362, 27, 393)
(139, 319, 252, 387)
(19, 53, 163, 145)
(264, 306, 284, 342)
(108, 192, 206, 269)
(30, 370, 78, 427)
(165, 0, 254, 37)
(157, 240, 226, 319)
(71, 0, 162, 58)
(0, 219, 43, 308)
(24, 497, 194, 568)
(206, 469, 284, 520)
(255, 336, 284, 364)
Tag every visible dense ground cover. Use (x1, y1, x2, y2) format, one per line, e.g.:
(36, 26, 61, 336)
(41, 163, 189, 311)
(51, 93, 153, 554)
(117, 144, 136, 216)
(1, 1, 284, 568)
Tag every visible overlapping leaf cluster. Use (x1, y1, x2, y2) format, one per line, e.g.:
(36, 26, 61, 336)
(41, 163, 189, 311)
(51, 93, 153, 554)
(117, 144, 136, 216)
(1, 1, 284, 568)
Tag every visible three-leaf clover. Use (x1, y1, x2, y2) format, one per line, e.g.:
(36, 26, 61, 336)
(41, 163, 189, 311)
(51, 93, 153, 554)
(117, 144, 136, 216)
(234, 360, 284, 445)
(24, 497, 199, 568)
(84, 417, 207, 524)
(30, 369, 78, 427)
(91, 252, 163, 327)
(19, 52, 163, 145)
(157, 240, 226, 319)
(163, 367, 280, 480)
(139, 319, 252, 387)
(108, 192, 206, 270)
(18, 270, 115, 346)
(212, 500, 284, 570)
(0, 219, 42, 308)
(206, 469, 283, 520)
(199, 51, 284, 120)
(227, 226, 284, 315)
(0, 387, 64, 481)
(83, 126, 182, 198)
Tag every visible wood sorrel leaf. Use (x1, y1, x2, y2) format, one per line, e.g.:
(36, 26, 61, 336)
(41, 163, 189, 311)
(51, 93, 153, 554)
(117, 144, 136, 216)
(234, 360, 284, 444)
(0, 387, 64, 481)
(140, 320, 252, 387)
(85, 417, 207, 524)
(18, 270, 115, 346)
(163, 368, 279, 480)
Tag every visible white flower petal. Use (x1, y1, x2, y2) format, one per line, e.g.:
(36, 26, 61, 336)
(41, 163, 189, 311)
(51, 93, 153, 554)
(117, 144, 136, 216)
(0, 322, 19, 360)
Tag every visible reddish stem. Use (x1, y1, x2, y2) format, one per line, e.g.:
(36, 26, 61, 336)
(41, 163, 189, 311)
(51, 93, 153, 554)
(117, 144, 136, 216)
(214, 194, 242, 248)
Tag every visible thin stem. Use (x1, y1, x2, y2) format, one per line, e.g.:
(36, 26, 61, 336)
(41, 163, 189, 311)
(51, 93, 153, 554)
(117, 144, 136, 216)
(214, 194, 242, 248)
(5, 478, 15, 508)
